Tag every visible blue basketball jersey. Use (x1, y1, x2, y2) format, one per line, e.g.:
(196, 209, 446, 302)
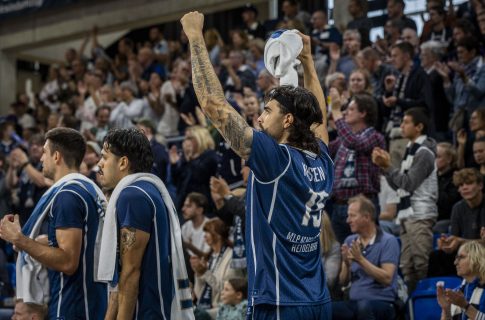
(116, 180, 175, 319)
(246, 131, 334, 307)
(47, 181, 108, 320)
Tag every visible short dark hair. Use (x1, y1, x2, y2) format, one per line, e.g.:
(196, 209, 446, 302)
(186, 192, 208, 213)
(265, 86, 323, 154)
(227, 278, 248, 299)
(103, 128, 153, 174)
(404, 107, 429, 134)
(454, 19, 476, 35)
(457, 36, 480, 54)
(45, 127, 86, 169)
(95, 106, 111, 117)
(393, 41, 414, 58)
(351, 93, 378, 127)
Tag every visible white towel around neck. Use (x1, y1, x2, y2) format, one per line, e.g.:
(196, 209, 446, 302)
(97, 172, 194, 320)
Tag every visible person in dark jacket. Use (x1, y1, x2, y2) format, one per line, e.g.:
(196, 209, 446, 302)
(169, 125, 219, 211)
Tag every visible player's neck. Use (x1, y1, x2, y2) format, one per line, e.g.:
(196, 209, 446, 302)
(54, 167, 79, 183)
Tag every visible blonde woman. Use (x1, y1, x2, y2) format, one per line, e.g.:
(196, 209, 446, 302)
(437, 240, 485, 320)
(169, 125, 219, 211)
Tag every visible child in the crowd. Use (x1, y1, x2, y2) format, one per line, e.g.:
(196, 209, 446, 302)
(216, 278, 248, 320)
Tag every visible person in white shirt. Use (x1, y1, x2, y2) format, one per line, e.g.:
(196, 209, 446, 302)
(181, 192, 211, 257)
(109, 81, 144, 129)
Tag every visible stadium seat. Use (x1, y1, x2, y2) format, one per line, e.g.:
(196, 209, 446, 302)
(408, 277, 462, 320)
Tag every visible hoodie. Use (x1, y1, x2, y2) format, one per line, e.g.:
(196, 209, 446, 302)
(385, 135, 438, 221)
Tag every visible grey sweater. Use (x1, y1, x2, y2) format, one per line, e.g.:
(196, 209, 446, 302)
(385, 136, 438, 221)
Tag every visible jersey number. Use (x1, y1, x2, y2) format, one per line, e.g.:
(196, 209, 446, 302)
(301, 189, 328, 227)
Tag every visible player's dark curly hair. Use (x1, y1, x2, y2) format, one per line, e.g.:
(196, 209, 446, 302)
(103, 128, 153, 173)
(266, 86, 323, 154)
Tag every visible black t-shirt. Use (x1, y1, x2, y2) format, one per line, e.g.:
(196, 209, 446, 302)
(450, 199, 485, 239)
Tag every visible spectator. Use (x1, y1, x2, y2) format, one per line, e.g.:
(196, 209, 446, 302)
(191, 218, 243, 318)
(428, 168, 485, 277)
(11, 300, 47, 320)
(320, 212, 341, 299)
(280, 0, 311, 32)
(39, 65, 61, 112)
(401, 27, 420, 60)
(204, 29, 224, 68)
(247, 38, 265, 76)
(378, 175, 400, 236)
(346, 0, 373, 47)
(81, 141, 101, 184)
(436, 36, 485, 127)
(329, 93, 386, 243)
(357, 47, 396, 102)
(229, 29, 249, 53)
(240, 4, 266, 40)
(216, 278, 248, 320)
(109, 81, 144, 129)
(421, 5, 452, 46)
(311, 10, 343, 60)
(329, 29, 361, 80)
(136, 118, 169, 182)
(148, 26, 169, 65)
(220, 49, 256, 96)
(437, 241, 485, 319)
(457, 107, 485, 169)
(158, 60, 189, 138)
(76, 69, 105, 132)
(181, 192, 211, 257)
(333, 195, 399, 320)
(386, 0, 417, 31)
(0, 121, 20, 156)
(435, 142, 461, 228)
(84, 105, 111, 146)
(420, 40, 452, 140)
(474, 137, 485, 176)
(383, 42, 434, 167)
(372, 108, 438, 293)
(169, 125, 219, 211)
(138, 47, 166, 81)
(6, 134, 51, 225)
(10, 101, 35, 132)
(255, 69, 277, 99)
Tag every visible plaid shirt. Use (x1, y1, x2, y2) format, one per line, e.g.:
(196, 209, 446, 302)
(329, 119, 386, 201)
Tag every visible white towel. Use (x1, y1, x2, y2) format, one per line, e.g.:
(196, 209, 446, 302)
(16, 173, 106, 305)
(264, 29, 303, 87)
(97, 173, 194, 320)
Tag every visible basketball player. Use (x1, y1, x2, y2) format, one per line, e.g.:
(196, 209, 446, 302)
(181, 12, 333, 320)
(97, 128, 193, 319)
(0, 128, 108, 319)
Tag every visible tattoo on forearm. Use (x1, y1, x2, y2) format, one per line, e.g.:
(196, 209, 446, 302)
(189, 38, 252, 158)
(120, 227, 136, 255)
(223, 113, 252, 157)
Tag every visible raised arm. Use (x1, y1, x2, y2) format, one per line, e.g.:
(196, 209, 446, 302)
(298, 32, 329, 145)
(180, 12, 253, 160)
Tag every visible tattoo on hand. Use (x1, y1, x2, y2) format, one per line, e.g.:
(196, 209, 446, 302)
(120, 227, 136, 255)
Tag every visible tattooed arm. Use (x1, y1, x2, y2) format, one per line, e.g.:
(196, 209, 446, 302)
(115, 227, 150, 319)
(181, 11, 253, 160)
